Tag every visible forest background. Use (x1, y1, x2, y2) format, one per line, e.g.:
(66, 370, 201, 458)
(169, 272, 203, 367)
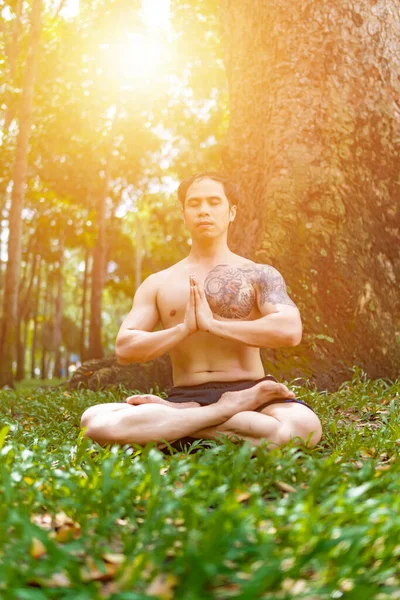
(0, 0, 399, 391)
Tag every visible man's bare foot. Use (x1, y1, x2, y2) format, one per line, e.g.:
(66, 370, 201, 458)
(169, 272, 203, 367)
(217, 380, 296, 414)
(126, 394, 200, 409)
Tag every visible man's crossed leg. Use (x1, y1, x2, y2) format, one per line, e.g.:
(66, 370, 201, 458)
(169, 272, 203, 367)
(80, 380, 323, 451)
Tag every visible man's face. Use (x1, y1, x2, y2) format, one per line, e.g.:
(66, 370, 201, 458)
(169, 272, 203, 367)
(182, 177, 236, 240)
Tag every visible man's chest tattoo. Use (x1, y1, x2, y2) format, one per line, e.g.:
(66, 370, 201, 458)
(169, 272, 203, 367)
(205, 265, 256, 318)
(204, 263, 296, 319)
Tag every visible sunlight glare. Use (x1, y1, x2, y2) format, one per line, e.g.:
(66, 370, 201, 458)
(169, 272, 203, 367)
(141, 0, 170, 29)
(106, 32, 167, 84)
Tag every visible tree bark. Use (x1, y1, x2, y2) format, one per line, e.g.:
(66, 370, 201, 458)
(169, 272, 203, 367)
(31, 255, 42, 378)
(53, 236, 64, 378)
(80, 247, 90, 363)
(0, 0, 42, 388)
(16, 249, 38, 380)
(3, 0, 23, 132)
(41, 263, 51, 380)
(221, 0, 400, 390)
(88, 125, 117, 359)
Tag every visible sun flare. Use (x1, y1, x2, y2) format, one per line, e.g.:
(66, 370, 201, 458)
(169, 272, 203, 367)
(107, 32, 167, 83)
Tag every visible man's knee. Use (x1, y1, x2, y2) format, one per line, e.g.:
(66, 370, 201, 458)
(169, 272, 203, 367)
(80, 405, 99, 430)
(80, 403, 131, 432)
(80, 404, 121, 443)
(280, 415, 323, 447)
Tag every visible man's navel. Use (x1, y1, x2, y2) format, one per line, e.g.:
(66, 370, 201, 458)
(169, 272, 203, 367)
(170, 309, 177, 316)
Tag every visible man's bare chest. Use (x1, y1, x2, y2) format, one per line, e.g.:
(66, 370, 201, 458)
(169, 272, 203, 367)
(157, 263, 260, 327)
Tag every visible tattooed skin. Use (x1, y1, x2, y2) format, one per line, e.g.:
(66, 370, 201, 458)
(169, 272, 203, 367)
(204, 264, 296, 319)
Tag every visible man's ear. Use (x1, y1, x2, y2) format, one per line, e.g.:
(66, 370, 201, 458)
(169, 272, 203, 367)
(229, 205, 237, 222)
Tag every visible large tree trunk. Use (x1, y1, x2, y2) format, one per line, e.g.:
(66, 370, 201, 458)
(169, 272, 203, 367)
(0, 0, 42, 388)
(221, 0, 399, 390)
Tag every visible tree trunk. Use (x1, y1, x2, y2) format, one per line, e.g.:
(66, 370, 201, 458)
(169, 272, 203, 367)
(3, 0, 24, 132)
(89, 203, 106, 360)
(65, 351, 70, 379)
(53, 237, 64, 378)
(135, 214, 143, 291)
(88, 163, 113, 359)
(0, 0, 42, 388)
(221, 0, 399, 390)
(16, 249, 38, 381)
(80, 247, 90, 363)
(41, 263, 51, 380)
(31, 255, 42, 378)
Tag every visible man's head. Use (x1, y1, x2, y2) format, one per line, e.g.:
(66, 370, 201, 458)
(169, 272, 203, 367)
(177, 172, 241, 240)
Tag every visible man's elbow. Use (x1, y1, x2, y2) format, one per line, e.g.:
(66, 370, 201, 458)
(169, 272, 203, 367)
(115, 351, 132, 365)
(115, 337, 150, 364)
(115, 337, 137, 364)
(288, 329, 302, 346)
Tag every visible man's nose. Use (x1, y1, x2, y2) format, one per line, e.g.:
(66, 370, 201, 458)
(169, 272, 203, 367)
(197, 202, 210, 215)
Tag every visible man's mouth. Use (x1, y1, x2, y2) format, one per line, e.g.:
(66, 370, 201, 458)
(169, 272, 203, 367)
(197, 221, 213, 227)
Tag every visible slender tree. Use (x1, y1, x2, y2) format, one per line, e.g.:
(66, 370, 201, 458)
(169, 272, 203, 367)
(16, 249, 38, 380)
(0, 0, 42, 387)
(80, 247, 90, 363)
(53, 234, 65, 378)
(31, 256, 43, 378)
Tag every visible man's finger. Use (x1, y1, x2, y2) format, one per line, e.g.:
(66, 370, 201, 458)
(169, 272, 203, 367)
(190, 284, 196, 306)
(194, 286, 201, 305)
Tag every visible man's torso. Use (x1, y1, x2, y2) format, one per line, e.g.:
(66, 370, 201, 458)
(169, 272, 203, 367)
(155, 256, 267, 386)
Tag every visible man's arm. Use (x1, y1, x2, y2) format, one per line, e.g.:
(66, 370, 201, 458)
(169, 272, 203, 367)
(115, 274, 196, 364)
(194, 266, 302, 348)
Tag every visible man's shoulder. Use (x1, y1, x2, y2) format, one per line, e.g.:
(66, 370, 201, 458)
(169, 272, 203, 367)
(145, 260, 187, 287)
(230, 256, 278, 274)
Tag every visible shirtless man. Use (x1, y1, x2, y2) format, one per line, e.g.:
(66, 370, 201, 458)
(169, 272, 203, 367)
(80, 172, 322, 452)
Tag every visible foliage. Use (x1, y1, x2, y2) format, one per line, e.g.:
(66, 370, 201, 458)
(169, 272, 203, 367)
(0, 371, 399, 598)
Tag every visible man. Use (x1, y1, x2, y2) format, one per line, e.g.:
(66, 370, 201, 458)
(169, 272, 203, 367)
(80, 172, 322, 452)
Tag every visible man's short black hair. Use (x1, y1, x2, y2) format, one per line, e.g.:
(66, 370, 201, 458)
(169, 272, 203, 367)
(177, 171, 242, 207)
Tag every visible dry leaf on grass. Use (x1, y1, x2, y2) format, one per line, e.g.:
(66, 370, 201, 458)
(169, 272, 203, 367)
(81, 556, 121, 583)
(28, 572, 71, 588)
(146, 573, 179, 599)
(30, 537, 47, 559)
(102, 552, 126, 565)
(276, 481, 296, 493)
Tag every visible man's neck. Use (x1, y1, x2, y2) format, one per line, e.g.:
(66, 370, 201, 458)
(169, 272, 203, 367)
(187, 237, 234, 266)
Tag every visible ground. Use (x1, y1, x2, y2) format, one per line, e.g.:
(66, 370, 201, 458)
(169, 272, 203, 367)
(0, 369, 399, 599)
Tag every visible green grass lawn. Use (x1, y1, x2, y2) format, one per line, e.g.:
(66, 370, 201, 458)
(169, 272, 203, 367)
(0, 369, 399, 600)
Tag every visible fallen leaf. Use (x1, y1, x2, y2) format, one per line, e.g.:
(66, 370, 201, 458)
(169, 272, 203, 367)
(48, 511, 81, 542)
(236, 492, 251, 503)
(30, 537, 47, 559)
(146, 573, 178, 600)
(28, 572, 71, 588)
(31, 513, 52, 530)
(276, 481, 296, 493)
(102, 553, 126, 565)
(81, 556, 120, 583)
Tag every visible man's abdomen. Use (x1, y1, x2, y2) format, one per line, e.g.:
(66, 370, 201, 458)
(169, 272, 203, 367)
(170, 338, 265, 386)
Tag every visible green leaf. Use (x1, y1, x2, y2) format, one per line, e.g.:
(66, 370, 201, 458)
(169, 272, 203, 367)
(0, 425, 10, 451)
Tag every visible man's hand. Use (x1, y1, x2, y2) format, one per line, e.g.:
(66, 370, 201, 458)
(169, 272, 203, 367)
(192, 275, 215, 333)
(182, 275, 198, 335)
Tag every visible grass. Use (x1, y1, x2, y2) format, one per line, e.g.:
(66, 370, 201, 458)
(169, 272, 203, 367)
(0, 367, 399, 599)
